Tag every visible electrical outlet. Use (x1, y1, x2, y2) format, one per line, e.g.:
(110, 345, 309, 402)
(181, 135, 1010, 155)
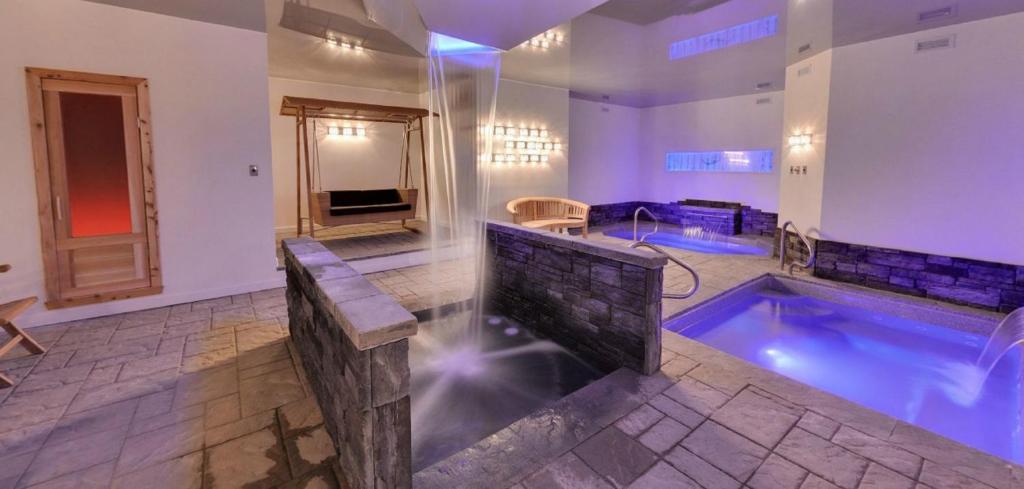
(801, 166, 808, 175)
(249, 165, 259, 177)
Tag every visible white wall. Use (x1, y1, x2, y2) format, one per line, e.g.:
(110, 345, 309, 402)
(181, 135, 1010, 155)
(489, 79, 571, 219)
(568, 98, 642, 205)
(778, 49, 833, 237)
(568, 92, 785, 211)
(639, 92, 784, 211)
(267, 77, 424, 230)
(0, 0, 280, 327)
(820, 13, 1024, 264)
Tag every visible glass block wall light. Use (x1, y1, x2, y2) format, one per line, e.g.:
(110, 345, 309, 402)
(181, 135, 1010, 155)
(521, 30, 566, 50)
(327, 126, 367, 138)
(489, 122, 563, 168)
(787, 134, 812, 148)
(325, 33, 365, 52)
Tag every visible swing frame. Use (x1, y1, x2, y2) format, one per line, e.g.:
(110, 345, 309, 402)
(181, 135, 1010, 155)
(280, 96, 431, 238)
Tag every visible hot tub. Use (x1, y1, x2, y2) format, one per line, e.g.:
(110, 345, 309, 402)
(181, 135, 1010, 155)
(665, 275, 1022, 463)
(603, 226, 770, 256)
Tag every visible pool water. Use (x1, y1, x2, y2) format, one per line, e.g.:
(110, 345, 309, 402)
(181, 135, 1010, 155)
(409, 311, 603, 471)
(604, 229, 769, 256)
(670, 288, 1023, 463)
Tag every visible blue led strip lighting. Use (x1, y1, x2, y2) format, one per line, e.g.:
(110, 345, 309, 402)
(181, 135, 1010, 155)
(665, 150, 774, 173)
(668, 15, 779, 60)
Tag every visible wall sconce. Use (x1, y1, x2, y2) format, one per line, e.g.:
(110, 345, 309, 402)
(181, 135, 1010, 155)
(328, 126, 366, 138)
(522, 30, 566, 50)
(788, 133, 812, 148)
(489, 122, 562, 167)
(326, 35, 364, 52)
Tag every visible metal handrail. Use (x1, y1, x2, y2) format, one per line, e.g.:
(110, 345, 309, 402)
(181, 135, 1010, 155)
(633, 206, 659, 242)
(629, 241, 700, 299)
(779, 221, 816, 275)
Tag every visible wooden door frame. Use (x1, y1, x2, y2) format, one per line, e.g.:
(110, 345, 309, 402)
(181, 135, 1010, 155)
(25, 67, 162, 309)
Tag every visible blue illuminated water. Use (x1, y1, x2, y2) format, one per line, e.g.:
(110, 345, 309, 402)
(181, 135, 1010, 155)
(605, 229, 769, 256)
(671, 290, 1022, 463)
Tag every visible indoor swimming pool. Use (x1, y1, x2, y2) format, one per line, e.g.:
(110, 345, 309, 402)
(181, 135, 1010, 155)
(666, 276, 1022, 463)
(604, 227, 770, 255)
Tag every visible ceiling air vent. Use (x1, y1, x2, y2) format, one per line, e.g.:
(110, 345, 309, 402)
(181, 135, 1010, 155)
(798, 43, 812, 54)
(918, 5, 958, 23)
(797, 65, 812, 77)
(916, 35, 956, 53)
(756, 97, 772, 105)
(755, 82, 772, 90)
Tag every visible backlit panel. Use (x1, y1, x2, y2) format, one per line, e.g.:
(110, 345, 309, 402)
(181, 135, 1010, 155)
(668, 15, 778, 60)
(665, 150, 773, 173)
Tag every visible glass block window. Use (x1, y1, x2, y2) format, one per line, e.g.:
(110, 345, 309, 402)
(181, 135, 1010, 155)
(665, 150, 774, 173)
(669, 15, 779, 60)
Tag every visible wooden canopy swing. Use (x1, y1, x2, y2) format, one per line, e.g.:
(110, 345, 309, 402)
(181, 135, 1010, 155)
(280, 96, 431, 238)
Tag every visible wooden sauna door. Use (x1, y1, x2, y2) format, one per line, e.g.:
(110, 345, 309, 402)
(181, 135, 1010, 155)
(27, 69, 162, 308)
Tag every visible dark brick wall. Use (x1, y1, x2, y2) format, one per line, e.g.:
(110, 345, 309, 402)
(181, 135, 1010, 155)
(484, 221, 666, 374)
(589, 200, 777, 237)
(814, 241, 1024, 312)
(283, 239, 413, 489)
(588, 201, 648, 227)
(741, 207, 779, 237)
(772, 228, 817, 266)
(650, 202, 741, 235)
(680, 199, 742, 209)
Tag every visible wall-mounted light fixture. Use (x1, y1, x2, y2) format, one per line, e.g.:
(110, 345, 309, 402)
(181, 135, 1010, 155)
(326, 34, 365, 52)
(488, 122, 562, 167)
(328, 126, 366, 138)
(521, 30, 566, 50)
(787, 133, 812, 148)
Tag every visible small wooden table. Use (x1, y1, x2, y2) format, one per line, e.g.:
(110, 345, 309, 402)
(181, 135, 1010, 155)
(0, 265, 45, 388)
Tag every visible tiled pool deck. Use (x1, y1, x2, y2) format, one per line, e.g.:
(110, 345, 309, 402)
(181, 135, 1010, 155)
(0, 225, 1017, 488)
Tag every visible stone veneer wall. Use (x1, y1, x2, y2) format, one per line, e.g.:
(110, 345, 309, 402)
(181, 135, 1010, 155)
(485, 221, 667, 374)
(282, 237, 417, 489)
(741, 206, 778, 237)
(771, 230, 1024, 312)
(814, 241, 1024, 312)
(588, 201, 778, 237)
(772, 228, 817, 266)
(588, 201, 648, 227)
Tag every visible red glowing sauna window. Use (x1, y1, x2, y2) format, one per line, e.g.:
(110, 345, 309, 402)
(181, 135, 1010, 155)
(26, 68, 162, 309)
(59, 92, 134, 237)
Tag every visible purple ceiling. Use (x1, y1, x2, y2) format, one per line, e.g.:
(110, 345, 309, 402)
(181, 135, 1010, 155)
(411, 0, 610, 50)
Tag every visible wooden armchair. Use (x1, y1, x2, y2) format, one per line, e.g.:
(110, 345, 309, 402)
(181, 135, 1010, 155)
(0, 264, 45, 388)
(506, 197, 590, 238)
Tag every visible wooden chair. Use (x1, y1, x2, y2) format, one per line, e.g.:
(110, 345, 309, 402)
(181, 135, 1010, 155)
(507, 197, 591, 238)
(0, 264, 45, 388)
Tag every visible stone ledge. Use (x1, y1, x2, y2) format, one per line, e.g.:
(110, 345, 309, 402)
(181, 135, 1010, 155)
(486, 220, 668, 269)
(677, 204, 741, 216)
(282, 237, 417, 350)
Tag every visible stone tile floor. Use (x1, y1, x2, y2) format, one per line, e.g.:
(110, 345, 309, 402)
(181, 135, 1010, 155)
(418, 333, 1020, 489)
(3, 223, 1014, 489)
(0, 289, 341, 489)
(364, 257, 477, 313)
(275, 220, 435, 265)
(360, 224, 784, 321)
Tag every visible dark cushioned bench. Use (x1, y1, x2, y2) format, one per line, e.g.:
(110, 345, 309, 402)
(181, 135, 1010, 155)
(311, 188, 419, 227)
(328, 189, 412, 216)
